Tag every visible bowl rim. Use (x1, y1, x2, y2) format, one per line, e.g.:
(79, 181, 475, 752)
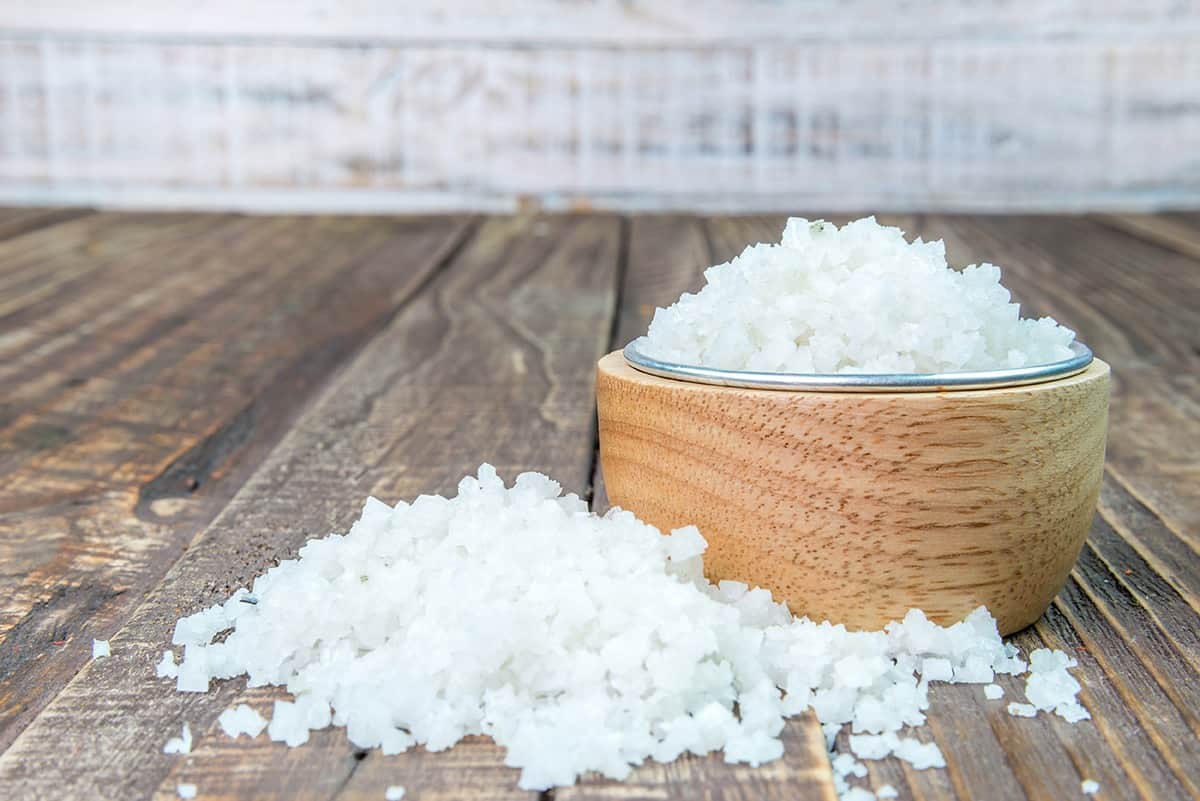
(622, 338, 1095, 393)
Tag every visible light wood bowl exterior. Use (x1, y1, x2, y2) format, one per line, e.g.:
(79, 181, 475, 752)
(596, 351, 1110, 635)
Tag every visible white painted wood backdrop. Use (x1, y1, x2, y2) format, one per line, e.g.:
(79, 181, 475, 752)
(1, 1, 1198, 211)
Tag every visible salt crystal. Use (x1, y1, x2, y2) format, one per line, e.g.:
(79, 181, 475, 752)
(1007, 703, 1038, 718)
(163, 722, 192, 755)
(983, 684, 1004, 700)
(268, 700, 312, 747)
(920, 657, 953, 683)
(1022, 648, 1088, 721)
(892, 737, 946, 770)
(877, 785, 899, 799)
(1055, 702, 1092, 723)
(176, 783, 197, 799)
(640, 217, 1075, 374)
(219, 704, 268, 739)
(156, 650, 179, 679)
(385, 786, 405, 800)
(160, 465, 1086, 794)
(832, 752, 867, 779)
(92, 639, 110, 659)
(1082, 779, 1100, 795)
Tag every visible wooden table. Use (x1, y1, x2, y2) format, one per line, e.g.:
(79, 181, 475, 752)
(0, 209, 1196, 801)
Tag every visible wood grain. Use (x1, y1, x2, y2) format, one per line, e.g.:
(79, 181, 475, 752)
(0, 210, 1196, 801)
(3, 1, 1189, 43)
(905, 213, 1200, 801)
(574, 216, 838, 801)
(0, 206, 91, 242)
(2, 33, 1198, 211)
(598, 213, 1198, 800)
(598, 353, 1111, 634)
(0, 214, 624, 800)
(0, 212, 474, 751)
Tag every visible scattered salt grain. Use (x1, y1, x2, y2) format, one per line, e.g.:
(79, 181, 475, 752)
(163, 722, 192, 755)
(983, 683, 1004, 700)
(640, 217, 1075, 374)
(219, 704, 268, 739)
(161, 465, 1086, 796)
(156, 650, 179, 679)
(176, 783, 197, 799)
(1024, 648, 1090, 722)
(920, 657, 952, 683)
(1082, 779, 1100, 795)
(92, 639, 110, 659)
(877, 785, 899, 799)
(1007, 703, 1038, 718)
(385, 787, 405, 801)
(892, 738, 946, 770)
(832, 752, 867, 779)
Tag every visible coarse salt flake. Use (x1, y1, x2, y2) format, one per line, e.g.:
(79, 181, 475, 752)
(163, 722, 192, 755)
(160, 466, 1087, 797)
(640, 217, 1075, 374)
(92, 639, 110, 659)
(219, 704, 268, 739)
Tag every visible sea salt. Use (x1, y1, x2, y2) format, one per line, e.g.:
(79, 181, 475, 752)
(162, 465, 1086, 795)
(385, 787, 405, 800)
(983, 683, 1004, 700)
(640, 217, 1075, 374)
(92, 639, 110, 659)
(1082, 779, 1100, 795)
(176, 783, 197, 799)
(1025, 648, 1091, 722)
(219, 704, 268, 739)
(156, 650, 179, 679)
(163, 722, 192, 755)
(877, 785, 898, 799)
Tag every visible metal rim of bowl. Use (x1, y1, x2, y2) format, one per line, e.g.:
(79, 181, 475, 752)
(622, 337, 1095, 393)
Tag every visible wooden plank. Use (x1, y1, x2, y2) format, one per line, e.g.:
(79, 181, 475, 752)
(575, 214, 838, 801)
(0, 206, 91, 241)
(589, 214, 708, 512)
(924, 215, 1200, 535)
(0, 213, 474, 752)
(888, 213, 1200, 801)
(0, 214, 622, 800)
(2, 1, 1193, 44)
(1092, 213, 1200, 262)
(3, 38, 1199, 213)
(640, 213, 1199, 801)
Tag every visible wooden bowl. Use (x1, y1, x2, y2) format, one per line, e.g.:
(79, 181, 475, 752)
(596, 351, 1110, 635)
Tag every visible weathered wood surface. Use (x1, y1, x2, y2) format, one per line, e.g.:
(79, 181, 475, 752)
(0, 210, 1197, 801)
(596, 212, 1200, 800)
(0, 211, 474, 750)
(4, 1, 1192, 43)
(1, 16, 1198, 212)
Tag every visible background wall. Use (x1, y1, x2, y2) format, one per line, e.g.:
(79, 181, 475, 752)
(1, 1, 1198, 212)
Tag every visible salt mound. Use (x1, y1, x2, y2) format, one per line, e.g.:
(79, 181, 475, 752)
(164, 466, 1084, 796)
(640, 217, 1076, 374)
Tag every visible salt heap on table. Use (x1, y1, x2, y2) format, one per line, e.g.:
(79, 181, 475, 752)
(164, 465, 1086, 797)
(640, 217, 1076, 374)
